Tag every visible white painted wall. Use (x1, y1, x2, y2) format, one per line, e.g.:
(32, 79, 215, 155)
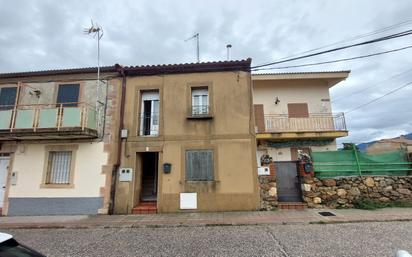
(262, 142, 337, 162)
(9, 143, 107, 198)
(253, 79, 333, 115)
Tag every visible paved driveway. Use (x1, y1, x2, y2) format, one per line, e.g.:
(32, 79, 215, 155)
(3, 221, 412, 257)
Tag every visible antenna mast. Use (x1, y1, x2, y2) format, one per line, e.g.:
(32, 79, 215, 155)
(185, 33, 200, 62)
(84, 20, 104, 134)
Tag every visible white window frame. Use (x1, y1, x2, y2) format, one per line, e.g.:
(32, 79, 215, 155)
(191, 88, 209, 115)
(140, 91, 159, 136)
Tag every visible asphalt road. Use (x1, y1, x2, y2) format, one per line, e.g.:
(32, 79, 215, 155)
(3, 221, 412, 257)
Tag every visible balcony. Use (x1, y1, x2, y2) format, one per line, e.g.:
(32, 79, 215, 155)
(138, 113, 159, 136)
(256, 113, 347, 140)
(187, 105, 213, 119)
(0, 102, 98, 140)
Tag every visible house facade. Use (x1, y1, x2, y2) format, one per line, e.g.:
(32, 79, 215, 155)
(0, 67, 121, 216)
(113, 60, 260, 214)
(252, 71, 350, 203)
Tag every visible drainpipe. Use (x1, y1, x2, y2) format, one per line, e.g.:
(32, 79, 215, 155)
(108, 64, 127, 215)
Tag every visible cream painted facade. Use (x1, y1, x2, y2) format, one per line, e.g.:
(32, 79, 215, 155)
(114, 60, 259, 214)
(9, 143, 107, 198)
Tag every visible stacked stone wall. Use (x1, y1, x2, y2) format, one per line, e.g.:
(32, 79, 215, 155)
(302, 176, 412, 208)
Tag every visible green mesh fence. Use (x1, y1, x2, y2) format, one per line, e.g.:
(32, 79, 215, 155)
(312, 148, 411, 178)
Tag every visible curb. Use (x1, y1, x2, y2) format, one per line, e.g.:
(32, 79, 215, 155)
(1, 218, 412, 230)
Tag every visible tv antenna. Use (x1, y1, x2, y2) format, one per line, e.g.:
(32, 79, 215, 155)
(84, 19, 103, 88)
(185, 33, 200, 62)
(84, 19, 104, 135)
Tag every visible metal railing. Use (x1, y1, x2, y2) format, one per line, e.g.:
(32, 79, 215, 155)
(189, 105, 210, 116)
(260, 112, 346, 133)
(0, 102, 97, 132)
(138, 113, 159, 136)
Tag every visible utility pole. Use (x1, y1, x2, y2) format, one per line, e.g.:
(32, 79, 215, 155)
(185, 33, 200, 62)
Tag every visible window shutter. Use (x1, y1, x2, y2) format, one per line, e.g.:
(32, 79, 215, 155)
(254, 104, 265, 133)
(186, 150, 214, 181)
(288, 103, 309, 118)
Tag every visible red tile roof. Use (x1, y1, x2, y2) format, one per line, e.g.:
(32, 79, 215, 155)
(0, 59, 252, 79)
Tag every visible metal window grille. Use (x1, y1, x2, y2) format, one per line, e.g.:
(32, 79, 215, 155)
(47, 151, 72, 184)
(186, 150, 214, 181)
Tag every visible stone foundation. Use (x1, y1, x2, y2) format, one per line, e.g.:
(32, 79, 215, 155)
(302, 176, 412, 208)
(258, 175, 278, 210)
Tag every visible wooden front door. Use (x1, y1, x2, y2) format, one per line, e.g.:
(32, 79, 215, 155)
(275, 161, 302, 202)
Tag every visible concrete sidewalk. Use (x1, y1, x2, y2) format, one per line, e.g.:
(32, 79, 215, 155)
(1, 208, 412, 229)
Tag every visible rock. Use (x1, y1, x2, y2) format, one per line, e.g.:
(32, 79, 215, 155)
(379, 197, 390, 202)
(397, 188, 411, 195)
(268, 187, 277, 197)
(322, 179, 337, 187)
(364, 177, 375, 187)
(313, 197, 322, 204)
(337, 189, 347, 196)
(384, 186, 393, 191)
(337, 198, 348, 204)
(302, 184, 311, 192)
(342, 184, 352, 190)
(349, 187, 361, 196)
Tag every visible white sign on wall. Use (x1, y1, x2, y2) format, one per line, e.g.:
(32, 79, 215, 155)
(180, 193, 197, 209)
(119, 168, 133, 182)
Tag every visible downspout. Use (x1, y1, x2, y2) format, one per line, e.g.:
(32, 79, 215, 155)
(108, 65, 127, 215)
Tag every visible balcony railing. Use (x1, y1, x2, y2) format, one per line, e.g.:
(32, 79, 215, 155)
(138, 113, 159, 136)
(187, 105, 212, 119)
(257, 112, 346, 133)
(0, 102, 98, 140)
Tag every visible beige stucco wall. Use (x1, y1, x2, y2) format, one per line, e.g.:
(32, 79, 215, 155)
(9, 142, 107, 198)
(253, 79, 333, 115)
(115, 70, 259, 214)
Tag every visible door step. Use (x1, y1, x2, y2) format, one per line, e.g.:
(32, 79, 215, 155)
(278, 202, 307, 210)
(132, 201, 157, 214)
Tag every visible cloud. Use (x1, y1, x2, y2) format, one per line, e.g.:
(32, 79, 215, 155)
(0, 0, 411, 143)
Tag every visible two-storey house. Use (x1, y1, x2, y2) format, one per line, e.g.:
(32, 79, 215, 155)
(113, 59, 260, 214)
(0, 67, 121, 216)
(252, 71, 350, 202)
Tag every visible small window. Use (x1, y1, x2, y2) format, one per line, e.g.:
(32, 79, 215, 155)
(191, 88, 209, 115)
(186, 150, 214, 181)
(0, 87, 17, 110)
(46, 151, 72, 184)
(57, 84, 80, 107)
(139, 91, 160, 136)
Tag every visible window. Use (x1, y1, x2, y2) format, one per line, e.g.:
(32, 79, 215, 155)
(0, 87, 17, 110)
(185, 150, 214, 181)
(191, 88, 209, 115)
(287, 103, 309, 118)
(57, 84, 80, 107)
(46, 151, 72, 184)
(139, 91, 159, 136)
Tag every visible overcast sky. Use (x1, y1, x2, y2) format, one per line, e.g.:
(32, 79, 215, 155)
(1, 0, 411, 144)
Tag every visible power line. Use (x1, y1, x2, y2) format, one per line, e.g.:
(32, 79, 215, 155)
(251, 29, 412, 69)
(252, 45, 412, 71)
(345, 81, 412, 114)
(270, 19, 412, 63)
(332, 68, 412, 103)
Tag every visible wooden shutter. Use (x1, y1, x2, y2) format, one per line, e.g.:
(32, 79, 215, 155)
(288, 103, 309, 118)
(254, 104, 265, 133)
(186, 150, 214, 181)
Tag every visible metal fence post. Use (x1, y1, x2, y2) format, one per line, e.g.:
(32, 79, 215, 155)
(352, 144, 362, 176)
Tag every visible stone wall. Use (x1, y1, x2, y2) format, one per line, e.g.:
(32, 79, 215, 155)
(259, 175, 278, 210)
(302, 176, 412, 208)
